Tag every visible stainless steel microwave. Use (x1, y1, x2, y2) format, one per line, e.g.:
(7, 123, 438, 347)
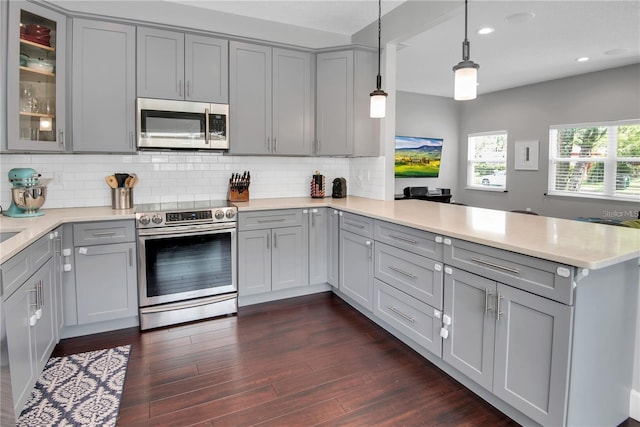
(137, 98, 229, 150)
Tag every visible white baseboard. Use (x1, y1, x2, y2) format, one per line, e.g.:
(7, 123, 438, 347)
(631, 388, 640, 421)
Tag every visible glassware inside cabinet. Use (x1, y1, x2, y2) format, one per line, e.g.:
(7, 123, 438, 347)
(18, 10, 57, 142)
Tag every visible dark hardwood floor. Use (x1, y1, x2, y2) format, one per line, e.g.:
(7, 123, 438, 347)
(52, 292, 639, 427)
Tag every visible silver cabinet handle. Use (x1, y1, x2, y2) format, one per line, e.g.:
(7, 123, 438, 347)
(496, 293, 504, 321)
(388, 306, 415, 323)
(389, 234, 418, 244)
(273, 233, 277, 249)
(28, 286, 38, 309)
(92, 231, 117, 237)
(129, 131, 135, 149)
(267, 233, 270, 249)
(388, 266, 416, 279)
(366, 240, 372, 260)
(485, 288, 493, 315)
(471, 257, 520, 275)
(273, 137, 277, 152)
(266, 137, 271, 152)
(129, 248, 133, 267)
(178, 80, 183, 97)
(257, 218, 285, 223)
(345, 221, 365, 229)
(187, 80, 191, 98)
(58, 130, 65, 148)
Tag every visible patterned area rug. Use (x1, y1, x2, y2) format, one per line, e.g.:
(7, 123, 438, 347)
(17, 345, 131, 427)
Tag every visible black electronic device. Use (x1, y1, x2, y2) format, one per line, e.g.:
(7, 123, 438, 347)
(332, 177, 347, 198)
(403, 186, 428, 198)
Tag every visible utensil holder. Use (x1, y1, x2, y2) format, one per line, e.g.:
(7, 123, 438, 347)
(111, 188, 133, 209)
(228, 188, 249, 202)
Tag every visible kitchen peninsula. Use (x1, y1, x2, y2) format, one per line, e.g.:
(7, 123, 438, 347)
(1, 196, 638, 426)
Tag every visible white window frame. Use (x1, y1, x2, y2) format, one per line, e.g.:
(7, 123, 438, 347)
(466, 130, 508, 191)
(548, 119, 640, 201)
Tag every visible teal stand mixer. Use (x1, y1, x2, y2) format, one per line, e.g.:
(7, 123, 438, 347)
(3, 168, 48, 217)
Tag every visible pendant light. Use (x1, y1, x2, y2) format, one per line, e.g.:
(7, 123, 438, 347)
(370, 0, 388, 118)
(452, 0, 479, 100)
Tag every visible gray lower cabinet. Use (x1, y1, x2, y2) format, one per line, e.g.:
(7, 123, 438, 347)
(339, 230, 374, 311)
(72, 221, 137, 324)
(238, 210, 308, 295)
(4, 257, 56, 417)
(306, 208, 327, 285)
(443, 266, 572, 426)
(327, 209, 340, 288)
(72, 19, 136, 152)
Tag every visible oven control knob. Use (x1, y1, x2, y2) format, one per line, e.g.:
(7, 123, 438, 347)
(152, 214, 163, 225)
(138, 215, 150, 226)
(225, 209, 236, 219)
(214, 209, 225, 220)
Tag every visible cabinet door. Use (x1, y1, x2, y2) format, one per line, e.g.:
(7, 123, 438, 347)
(229, 41, 272, 154)
(308, 208, 328, 285)
(137, 27, 184, 100)
(185, 34, 228, 103)
(327, 210, 340, 288)
(442, 267, 496, 392)
(316, 50, 353, 156)
(72, 19, 136, 152)
(272, 227, 307, 291)
(238, 230, 271, 295)
(74, 242, 137, 324)
(272, 48, 312, 155)
(493, 283, 572, 426)
(339, 230, 373, 311)
(7, 0, 67, 151)
(32, 258, 56, 373)
(4, 280, 36, 416)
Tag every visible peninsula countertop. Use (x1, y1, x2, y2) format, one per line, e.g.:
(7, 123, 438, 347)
(1, 197, 639, 269)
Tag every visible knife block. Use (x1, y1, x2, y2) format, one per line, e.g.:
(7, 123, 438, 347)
(228, 187, 249, 202)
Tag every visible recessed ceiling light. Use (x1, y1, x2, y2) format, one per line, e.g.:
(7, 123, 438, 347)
(477, 27, 494, 35)
(575, 57, 589, 62)
(504, 12, 535, 24)
(604, 48, 629, 56)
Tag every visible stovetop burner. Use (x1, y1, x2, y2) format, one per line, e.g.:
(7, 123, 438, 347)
(135, 200, 236, 229)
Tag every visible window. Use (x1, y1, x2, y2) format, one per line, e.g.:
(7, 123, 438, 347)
(548, 120, 640, 201)
(467, 131, 508, 190)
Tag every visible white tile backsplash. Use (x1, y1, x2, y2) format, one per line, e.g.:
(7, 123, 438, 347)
(0, 152, 368, 210)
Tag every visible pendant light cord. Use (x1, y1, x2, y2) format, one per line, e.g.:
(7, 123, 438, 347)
(376, 0, 382, 90)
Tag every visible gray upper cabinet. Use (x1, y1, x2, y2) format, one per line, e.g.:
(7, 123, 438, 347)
(72, 19, 136, 152)
(230, 41, 313, 155)
(137, 27, 228, 103)
(229, 41, 272, 155)
(7, 0, 67, 152)
(315, 49, 379, 157)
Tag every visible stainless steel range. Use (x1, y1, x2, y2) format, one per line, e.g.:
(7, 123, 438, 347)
(135, 200, 237, 330)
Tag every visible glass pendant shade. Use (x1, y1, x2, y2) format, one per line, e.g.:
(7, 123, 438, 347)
(370, 90, 387, 118)
(453, 62, 478, 100)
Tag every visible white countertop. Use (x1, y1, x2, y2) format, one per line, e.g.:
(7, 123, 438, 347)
(1, 197, 639, 269)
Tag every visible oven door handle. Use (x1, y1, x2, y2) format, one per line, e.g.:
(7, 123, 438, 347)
(138, 225, 235, 238)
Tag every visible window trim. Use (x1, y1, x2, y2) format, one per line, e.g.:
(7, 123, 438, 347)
(467, 130, 508, 191)
(547, 119, 640, 202)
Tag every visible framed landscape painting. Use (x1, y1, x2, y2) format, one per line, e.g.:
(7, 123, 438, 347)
(395, 136, 443, 178)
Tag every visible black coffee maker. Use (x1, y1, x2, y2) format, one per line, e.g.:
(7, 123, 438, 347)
(332, 177, 347, 198)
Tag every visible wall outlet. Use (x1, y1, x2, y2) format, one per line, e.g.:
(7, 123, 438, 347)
(53, 172, 63, 185)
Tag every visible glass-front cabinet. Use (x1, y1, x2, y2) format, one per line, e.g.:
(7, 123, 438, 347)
(7, 1, 66, 151)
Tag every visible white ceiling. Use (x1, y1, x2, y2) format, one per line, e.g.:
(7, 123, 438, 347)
(164, 0, 640, 97)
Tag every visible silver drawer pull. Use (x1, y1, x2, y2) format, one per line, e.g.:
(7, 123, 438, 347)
(388, 306, 415, 323)
(484, 288, 493, 315)
(388, 266, 416, 279)
(256, 218, 286, 223)
(344, 221, 365, 228)
(92, 231, 117, 237)
(389, 234, 418, 244)
(471, 257, 520, 275)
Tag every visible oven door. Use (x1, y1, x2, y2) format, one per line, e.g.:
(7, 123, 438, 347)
(137, 225, 236, 307)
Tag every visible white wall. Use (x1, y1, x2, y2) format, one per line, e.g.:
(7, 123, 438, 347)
(457, 64, 640, 220)
(0, 153, 350, 209)
(394, 91, 459, 198)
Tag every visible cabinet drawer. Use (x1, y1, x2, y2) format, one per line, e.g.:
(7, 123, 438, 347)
(73, 220, 135, 246)
(375, 220, 443, 260)
(340, 212, 374, 238)
(375, 242, 443, 309)
(444, 238, 574, 305)
(2, 233, 53, 299)
(238, 209, 302, 231)
(374, 279, 442, 357)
